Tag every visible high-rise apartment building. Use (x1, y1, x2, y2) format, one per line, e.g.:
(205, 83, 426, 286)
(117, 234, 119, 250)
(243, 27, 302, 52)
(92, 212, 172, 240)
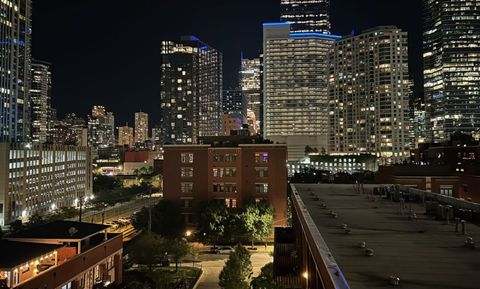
(30, 61, 52, 144)
(328, 26, 410, 164)
(280, 0, 330, 34)
(160, 36, 223, 144)
(263, 22, 339, 160)
(0, 143, 92, 226)
(88, 106, 115, 149)
(423, 0, 480, 142)
(134, 112, 148, 144)
(239, 57, 262, 134)
(118, 125, 134, 147)
(0, 0, 32, 142)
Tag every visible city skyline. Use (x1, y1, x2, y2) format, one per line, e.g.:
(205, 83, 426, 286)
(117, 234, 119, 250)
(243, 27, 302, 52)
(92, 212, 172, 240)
(33, 0, 423, 126)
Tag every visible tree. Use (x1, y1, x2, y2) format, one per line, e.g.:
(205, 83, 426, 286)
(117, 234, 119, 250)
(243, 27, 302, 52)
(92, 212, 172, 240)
(218, 244, 252, 289)
(93, 175, 122, 193)
(199, 200, 229, 248)
(251, 263, 281, 289)
(166, 238, 191, 272)
(129, 234, 166, 271)
(240, 201, 274, 248)
(9, 220, 24, 234)
(134, 167, 155, 184)
(132, 200, 185, 238)
(26, 213, 46, 228)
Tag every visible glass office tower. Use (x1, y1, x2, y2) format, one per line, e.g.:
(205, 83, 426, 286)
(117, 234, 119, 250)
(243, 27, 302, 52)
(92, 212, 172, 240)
(0, 0, 32, 142)
(423, 0, 480, 142)
(239, 57, 262, 134)
(280, 0, 330, 34)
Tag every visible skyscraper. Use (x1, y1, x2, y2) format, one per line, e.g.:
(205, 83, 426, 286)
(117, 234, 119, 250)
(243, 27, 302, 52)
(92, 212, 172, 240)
(423, 0, 480, 142)
(239, 57, 262, 134)
(280, 0, 330, 34)
(0, 0, 32, 142)
(160, 36, 223, 144)
(30, 61, 52, 143)
(328, 26, 411, 164)
(263, 22, 339, 160)
(118, 125, 134, 147)
(88, 106, 115, 149)
(222, 89, 245, 116)
(135, 111, 149, 144)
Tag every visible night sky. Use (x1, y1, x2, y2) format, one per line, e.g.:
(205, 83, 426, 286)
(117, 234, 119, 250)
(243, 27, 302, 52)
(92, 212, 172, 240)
(33, 0, 423, 127)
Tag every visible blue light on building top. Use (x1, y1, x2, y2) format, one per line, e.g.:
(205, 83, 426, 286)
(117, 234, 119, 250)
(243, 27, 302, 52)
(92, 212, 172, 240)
(289, 33, 342, 40)
(263, 22, 290, 27)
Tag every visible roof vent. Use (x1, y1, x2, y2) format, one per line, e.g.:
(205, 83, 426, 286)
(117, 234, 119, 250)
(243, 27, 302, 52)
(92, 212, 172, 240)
(465, 237, 475, 250)
(358, 242, 366, 248)
(365, 248, 374, 257)
(389, 276, 400, 286)
(68, 227, 78, 236)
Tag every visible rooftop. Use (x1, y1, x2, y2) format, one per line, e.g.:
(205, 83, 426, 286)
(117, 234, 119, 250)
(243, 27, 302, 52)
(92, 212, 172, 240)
(8, 221, 109, 240)
(0, 240, 61, 269)
(293, 184, 480, 289)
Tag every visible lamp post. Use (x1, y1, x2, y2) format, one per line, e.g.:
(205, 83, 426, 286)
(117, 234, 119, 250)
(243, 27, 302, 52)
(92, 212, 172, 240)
(302, 271, 309, 289)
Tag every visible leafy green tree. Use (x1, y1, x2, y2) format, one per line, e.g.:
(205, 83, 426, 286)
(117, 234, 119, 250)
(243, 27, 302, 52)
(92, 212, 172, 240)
(129, 234, 166, 271)
(93, 175, 122, 192)
(132, 200, 185, 238)
(240, 201, 274, 248)
(134, 167, 155, 184)
(199, 200, 229, 248)
(251, 263, 281, 289)
(218, 244, 252, 289)
(166, 238, 191, 272)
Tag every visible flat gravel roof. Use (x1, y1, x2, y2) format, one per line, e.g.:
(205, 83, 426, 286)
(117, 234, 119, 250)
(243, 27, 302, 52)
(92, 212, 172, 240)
(293, 184, 480, 289)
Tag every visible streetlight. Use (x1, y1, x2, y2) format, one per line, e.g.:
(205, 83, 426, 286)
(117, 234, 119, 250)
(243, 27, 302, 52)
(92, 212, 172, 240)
(302, 271, 309, 289)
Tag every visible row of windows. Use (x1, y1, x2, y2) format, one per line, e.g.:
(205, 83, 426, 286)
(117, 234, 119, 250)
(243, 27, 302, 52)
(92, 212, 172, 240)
(180, 182, 269, 194)
(181, 152, 270, 164)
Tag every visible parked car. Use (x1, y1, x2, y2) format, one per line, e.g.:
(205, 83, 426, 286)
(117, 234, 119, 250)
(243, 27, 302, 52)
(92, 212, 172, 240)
(214, 246, 235, 254)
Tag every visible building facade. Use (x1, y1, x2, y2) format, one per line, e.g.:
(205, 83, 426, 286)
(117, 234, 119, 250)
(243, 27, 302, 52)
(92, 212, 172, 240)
(423, 0, 480, 142)
(160, 36, 223, 144)
(0, 143, 93, 226)
(328, 26, 411, 164)
(263, 22, 339, 160)
(118, 125, 134, 147)
(0, 0, 32, 142)
(1, 221, 123, 289)
(134, 112, 148, 144)
(222, 89, 245, 116)
(30, 61, 52, 144)
(239, 57, 262, 134)
(87, 106, 115, 149)
(163, 143, 288, 227)
(280, 0, 330, 34)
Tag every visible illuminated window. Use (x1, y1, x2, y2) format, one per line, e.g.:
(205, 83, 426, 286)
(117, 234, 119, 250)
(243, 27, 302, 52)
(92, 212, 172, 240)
(180, 167, 193, 178)
(255, 152, 269, 164)
(181, 153, 194, 163)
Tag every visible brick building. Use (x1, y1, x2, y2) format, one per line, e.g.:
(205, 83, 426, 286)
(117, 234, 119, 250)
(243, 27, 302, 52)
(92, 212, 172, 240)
(163, 143, 288, 227)
(0, 221, 123, 289)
